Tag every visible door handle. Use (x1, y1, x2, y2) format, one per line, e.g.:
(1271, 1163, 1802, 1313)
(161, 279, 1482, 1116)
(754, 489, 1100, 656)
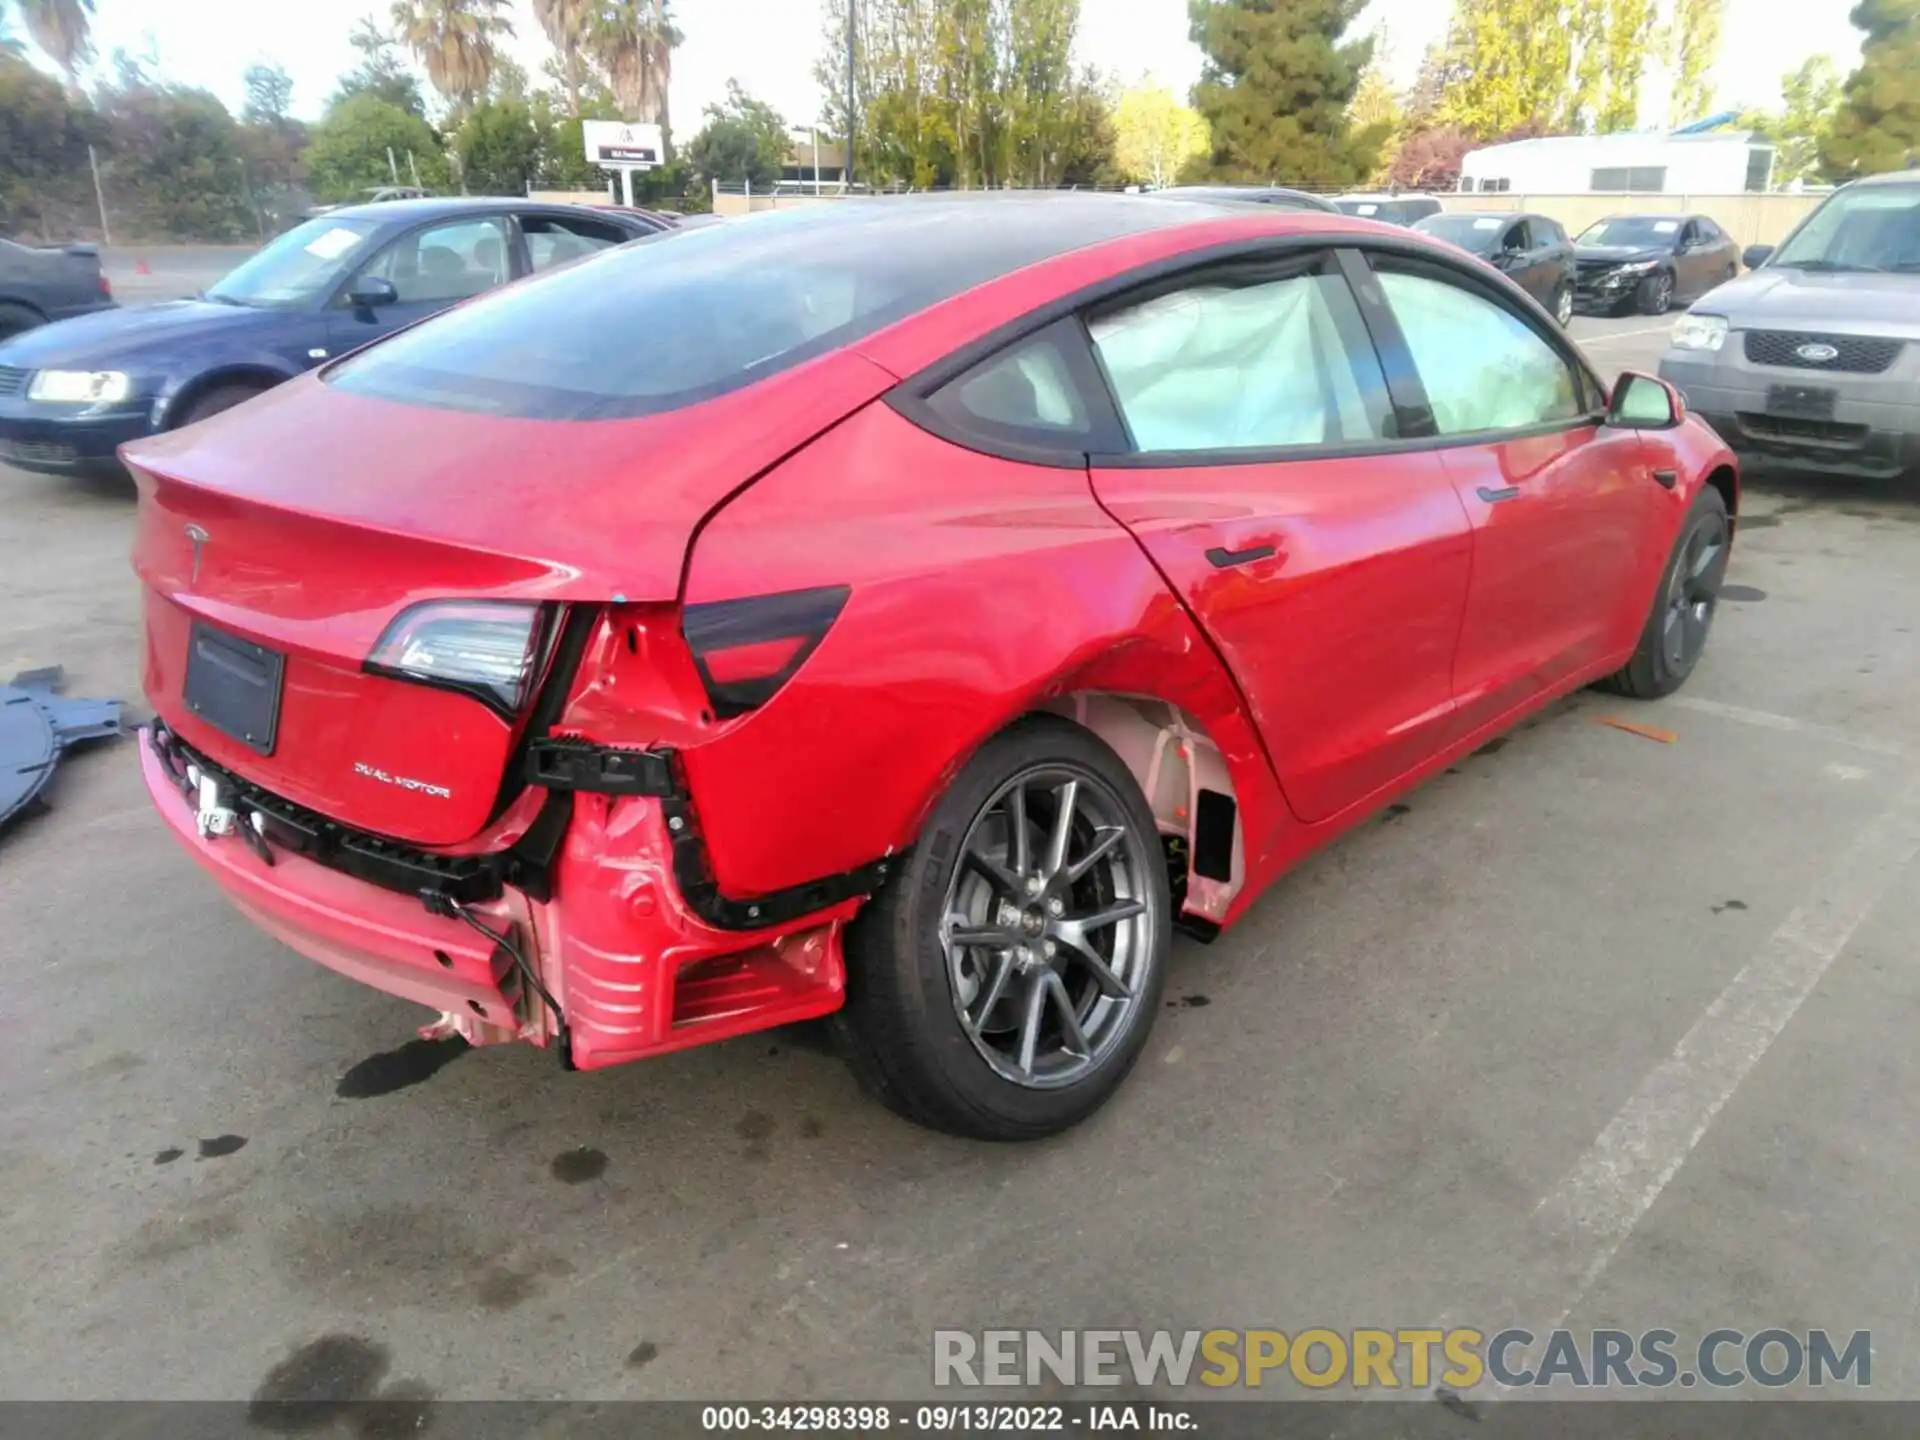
(1476, 485, 1520, 503)
(1205, 543, 1276, 568)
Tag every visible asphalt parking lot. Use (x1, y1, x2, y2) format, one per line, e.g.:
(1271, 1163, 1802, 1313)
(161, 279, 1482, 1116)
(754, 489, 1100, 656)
(4, 306, 1920, 1413)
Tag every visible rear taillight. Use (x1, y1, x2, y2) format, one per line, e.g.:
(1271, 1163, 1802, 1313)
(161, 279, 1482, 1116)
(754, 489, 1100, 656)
(683, 586, 849, 718)
(366, 600, 549, 717)
(99, 274, 112, 298)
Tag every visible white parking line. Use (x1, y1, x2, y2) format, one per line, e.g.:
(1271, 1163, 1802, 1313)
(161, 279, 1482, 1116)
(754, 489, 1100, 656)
(1530, 771, 1920, 1323)
(1669, 695, 1911, 759)
(1576, 324, 1675, 345)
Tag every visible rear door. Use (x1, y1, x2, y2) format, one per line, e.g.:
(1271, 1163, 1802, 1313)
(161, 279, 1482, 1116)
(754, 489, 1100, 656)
(1357, 252, 1662, 737)
(1083, 250, 1474, 823)
(328, 212, 515, 351)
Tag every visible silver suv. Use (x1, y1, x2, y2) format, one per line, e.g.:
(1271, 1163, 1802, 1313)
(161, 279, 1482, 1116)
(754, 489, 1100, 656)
(1657, 172, 1920, 479)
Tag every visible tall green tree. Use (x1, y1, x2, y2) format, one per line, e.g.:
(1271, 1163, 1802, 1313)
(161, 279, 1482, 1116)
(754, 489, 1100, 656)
(92, 73, 253, 239)
(331, 15, 428, 118)
(1824, 0, 1920, 176)
(1113, 81, 1209, 187)
(1595, 0, 1654, 131)
(1435, 0, 1572, 136)
(590, 0, 677, 134)
(683, 80, 790, 191)
(391, 0, 513, 115)
(0, 49, 94, 235)
(306, 90, 451, 199)
(1187, 0, 1381, 188)
(455, 96, 539, 192)
(13, 0, 92, 86)
(1000, 0, 1078, 185)
(241, 62, 294, 126)
(532, 0, 595, 116)
(1666, 0, 1724, 124)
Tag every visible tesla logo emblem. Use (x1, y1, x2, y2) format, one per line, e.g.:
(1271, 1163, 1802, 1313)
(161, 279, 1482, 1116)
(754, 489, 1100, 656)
(1795, 342, 1839, 363)
(184, 523, 210, 584)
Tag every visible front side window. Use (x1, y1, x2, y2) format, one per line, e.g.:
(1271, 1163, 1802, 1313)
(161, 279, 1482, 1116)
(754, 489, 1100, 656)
(1088, 267, 1391, 453)
(1504, 221, 1531, 251)
(1375, 268, 1582, 436)
(356, 217, 512, 304)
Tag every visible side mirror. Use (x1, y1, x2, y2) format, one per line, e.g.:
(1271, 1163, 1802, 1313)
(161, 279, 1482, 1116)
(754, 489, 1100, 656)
(346, 275, 399, 309)
(1607, 371, 1683, 430)
(1742, 243, 1773, 270)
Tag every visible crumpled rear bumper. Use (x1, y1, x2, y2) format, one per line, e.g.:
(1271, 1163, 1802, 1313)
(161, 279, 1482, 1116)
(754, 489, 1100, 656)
(139, 726, 853, 1068)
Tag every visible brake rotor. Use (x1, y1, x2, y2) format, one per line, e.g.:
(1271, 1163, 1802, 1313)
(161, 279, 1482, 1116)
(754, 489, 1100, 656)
(0, 667, 125, 835)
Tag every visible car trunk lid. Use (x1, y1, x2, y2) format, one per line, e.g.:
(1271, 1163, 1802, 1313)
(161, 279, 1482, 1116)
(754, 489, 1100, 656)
(126, 352, 896, 847)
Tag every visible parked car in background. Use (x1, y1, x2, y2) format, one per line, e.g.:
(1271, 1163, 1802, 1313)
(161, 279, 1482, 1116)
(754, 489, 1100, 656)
(0, 238, 115, 342)
(1332, 193, 1444, 226)
(126, 194, 1736, 1141)
(1154, 185, 1339, 213)
(0, 197, 667, 478)
(1414, 211, 1578, 325)
(1659, 171, 1920, 479)
(1574, 213, 1741, 315)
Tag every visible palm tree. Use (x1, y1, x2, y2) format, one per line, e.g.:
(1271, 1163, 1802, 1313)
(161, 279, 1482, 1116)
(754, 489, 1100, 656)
(532, 0, 594, 116)
(15, 0, 95, 83)
(590, 0, 676, 131)
(390, 0, 513, 113)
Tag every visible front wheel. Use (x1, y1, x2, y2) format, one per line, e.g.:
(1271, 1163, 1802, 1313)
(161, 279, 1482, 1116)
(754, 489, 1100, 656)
(1600, 486, 1730, 699)
(834, 716, 1172, 1140)
(1636, 270, 1675, 315)
(1553, 284, 1574, 327)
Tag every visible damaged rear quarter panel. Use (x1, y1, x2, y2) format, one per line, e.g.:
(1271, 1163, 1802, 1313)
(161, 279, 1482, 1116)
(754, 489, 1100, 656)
(670, 401, 1292, 909)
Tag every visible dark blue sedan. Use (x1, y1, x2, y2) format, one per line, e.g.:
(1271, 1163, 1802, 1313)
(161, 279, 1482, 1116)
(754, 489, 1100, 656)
(0, 196, 667, 477)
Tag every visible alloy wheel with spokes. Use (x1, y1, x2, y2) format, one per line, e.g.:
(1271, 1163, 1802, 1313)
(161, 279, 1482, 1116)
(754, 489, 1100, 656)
(942, 764, 1158, 1090)
(1555, 286, 1574, 327)
(1661, 507, 1728, 674)
(1643, 271, 1674, 315)
(834, 716, 1172, 1139)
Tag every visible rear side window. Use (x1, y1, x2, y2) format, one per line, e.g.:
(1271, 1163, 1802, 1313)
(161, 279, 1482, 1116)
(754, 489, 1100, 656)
(523, 213, 629, 274)
(924, 321, 1095, 447)
(1375, 267, 1581, 435)
(1088, 267, 1392, 453)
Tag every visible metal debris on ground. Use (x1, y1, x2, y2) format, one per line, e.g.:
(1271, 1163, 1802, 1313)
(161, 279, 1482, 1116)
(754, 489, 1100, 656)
(0, 667, 126, 835)
(1595, 716, 1679, 744)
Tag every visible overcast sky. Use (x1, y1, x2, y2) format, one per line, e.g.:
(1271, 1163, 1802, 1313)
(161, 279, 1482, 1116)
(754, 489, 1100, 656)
(62, 0, 1865, 133)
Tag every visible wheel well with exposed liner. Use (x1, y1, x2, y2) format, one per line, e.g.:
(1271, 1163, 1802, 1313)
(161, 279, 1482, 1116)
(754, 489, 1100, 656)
(1032, 693, 1247, 932)
(1705, 463, 1737, 519)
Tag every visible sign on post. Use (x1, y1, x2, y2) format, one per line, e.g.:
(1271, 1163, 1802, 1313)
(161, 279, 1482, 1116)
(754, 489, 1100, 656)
(582, 121, 665, 208)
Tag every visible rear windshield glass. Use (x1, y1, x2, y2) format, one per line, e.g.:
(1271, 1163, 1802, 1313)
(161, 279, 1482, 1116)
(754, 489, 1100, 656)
(327, 198, 1183, 420)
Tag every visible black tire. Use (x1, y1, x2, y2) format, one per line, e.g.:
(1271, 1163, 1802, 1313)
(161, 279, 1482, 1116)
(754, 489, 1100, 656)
(0, 301, 43, 342)
(178, 382, 267, 426)
(832, 715, 1173, 1140)
(1600, 486, 1730, 699)
(1635, 269, 1675, 315)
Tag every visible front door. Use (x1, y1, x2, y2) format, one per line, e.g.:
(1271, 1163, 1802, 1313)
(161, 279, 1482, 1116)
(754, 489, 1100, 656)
(1083, 252, 1474, 824)
(329, 213, 516, 353)
(1359, 256, 1662, 736)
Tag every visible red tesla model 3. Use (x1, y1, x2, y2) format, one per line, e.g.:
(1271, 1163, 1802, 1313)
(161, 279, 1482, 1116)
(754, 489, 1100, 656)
(126, 195, 1737, 1139)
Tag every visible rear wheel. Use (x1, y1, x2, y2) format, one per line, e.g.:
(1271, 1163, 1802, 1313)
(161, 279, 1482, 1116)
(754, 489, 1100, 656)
(178, 382, 268, 426)
(833, 716, 1171, 1140)
(1635, 270, 1675, 315)
(1600, 486, 1730, 699)
(0, 302, 42, 342)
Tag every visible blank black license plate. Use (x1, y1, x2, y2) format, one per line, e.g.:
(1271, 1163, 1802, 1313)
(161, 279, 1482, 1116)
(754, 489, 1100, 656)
(1766, 384, 1837, 421)
(183, 621, 284, 755)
